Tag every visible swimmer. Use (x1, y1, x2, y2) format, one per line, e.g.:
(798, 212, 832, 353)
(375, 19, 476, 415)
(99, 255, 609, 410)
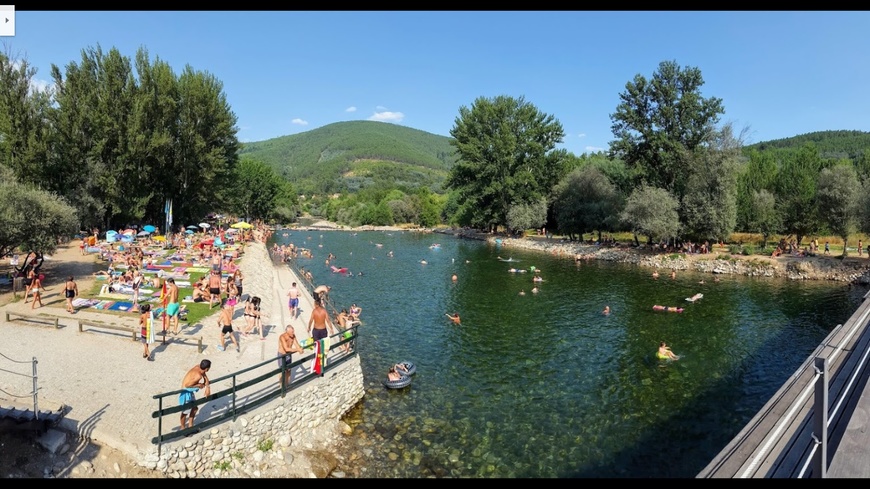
(445, 312, 461, 325)
(698, 280, 705, 285)
(531, 286, 539, 294)
(519, 289, 526, 296)
(451, 274, 458, 281)
(652, 270, 659, 279)
(421, 260, 428, 265)
(670, 270, 676, 279)
(603, 305, 610, 315)
(657, 342, 679, 360)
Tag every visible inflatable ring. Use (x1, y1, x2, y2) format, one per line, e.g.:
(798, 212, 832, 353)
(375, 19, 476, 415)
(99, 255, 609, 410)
(383, 374, 412, 389)
(656, 352, 670, 360)
(396, 361, 416, 376)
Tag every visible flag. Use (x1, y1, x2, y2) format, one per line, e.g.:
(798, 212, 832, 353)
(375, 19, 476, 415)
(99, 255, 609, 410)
(145, 310, 155, 345)
(310, 339, 322, 375)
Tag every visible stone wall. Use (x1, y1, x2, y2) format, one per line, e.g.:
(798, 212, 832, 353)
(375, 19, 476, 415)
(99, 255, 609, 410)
(141, 356, 364, 478)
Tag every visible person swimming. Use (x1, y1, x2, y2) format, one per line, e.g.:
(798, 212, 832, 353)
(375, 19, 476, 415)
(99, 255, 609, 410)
(657, 342, 679, 360)
(603, 305, 610, 315)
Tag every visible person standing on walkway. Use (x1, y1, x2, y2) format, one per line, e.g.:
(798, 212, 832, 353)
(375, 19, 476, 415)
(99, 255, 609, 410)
(308, 299, 336, 341)
(139, 304, 154, 360)
(287, 282, 300, 319)
(166, 278, 181, 335)
(23, 265, 37, 303)
(216, 300, 240, 352)
(277, 324, 304, 387)
(314, 284, 331, 306)
(64, 276, 78, 313)
(232, 269, 244, 300)
(179, 359, 211, 430)
(29, 272, 44, 309)
(208, 270, 222, 310)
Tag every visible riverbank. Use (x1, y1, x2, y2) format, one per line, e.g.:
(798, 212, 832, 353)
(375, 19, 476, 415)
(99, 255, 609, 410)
(285, 220, 870, 283)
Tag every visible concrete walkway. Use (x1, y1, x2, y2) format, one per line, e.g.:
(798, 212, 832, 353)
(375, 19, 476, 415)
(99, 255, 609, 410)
(0, 241, 318, 462)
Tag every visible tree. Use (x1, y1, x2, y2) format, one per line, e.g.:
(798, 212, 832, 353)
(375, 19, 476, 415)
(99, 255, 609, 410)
(609, 60, 725, 201)
(748, 189, 780, 250)
(505, 198, 547, 236)
(446, 95, 565, 232)
(680, 124, 743, 242)
(0, 167, 78, 257)
(816, 163, 861, 256)
(229, 158, 287, 221)
(775, 143, 823, 246)
(736, 148, 778, 231)
(620, 185, 680, 246)
(551, 166, 622, 241)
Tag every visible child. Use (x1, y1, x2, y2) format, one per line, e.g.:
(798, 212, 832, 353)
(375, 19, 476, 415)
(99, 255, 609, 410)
(139, 304, 154, 361)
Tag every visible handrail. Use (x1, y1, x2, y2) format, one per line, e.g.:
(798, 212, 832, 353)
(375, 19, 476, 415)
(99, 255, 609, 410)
(739, 298, 870, 478)
(150, 325, 358, 453)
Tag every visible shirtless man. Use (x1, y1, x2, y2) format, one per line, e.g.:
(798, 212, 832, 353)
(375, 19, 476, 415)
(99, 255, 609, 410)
(216, 300, 240, 352)
(208, 271, 222, 309)
(277, 324, 304, 386)
(308, 299, 336, 341)
(313, 285, 330, 305)
(166, 278, 181, 334)
(179, 359, 211, 430)
(446, 312, 461, 325)
(287, 282, 300, 319)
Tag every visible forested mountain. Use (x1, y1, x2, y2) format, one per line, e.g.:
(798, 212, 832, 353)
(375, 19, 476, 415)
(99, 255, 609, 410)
(745, 130, 870, 161)
(238, 120, 457, 195)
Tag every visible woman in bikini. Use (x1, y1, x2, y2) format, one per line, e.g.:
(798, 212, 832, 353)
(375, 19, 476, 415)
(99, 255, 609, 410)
(30, 273, 44, 309)
(232, 269, 244, 300)
(65, 276, 78, 313)
(23, 266, 37, 303)
(244, 296, 265, 340)
(243, 297, 257, 334)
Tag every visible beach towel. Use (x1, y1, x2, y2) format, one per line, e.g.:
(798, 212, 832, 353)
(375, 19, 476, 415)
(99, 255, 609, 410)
(174, 281, 192, 288)
(108, 301, 135, 312)
(95, 300, 115, 310)
(145, 310, 155, 344)
(185, 267, 209, 274)
(182, 296, 195, 303)
(310, 340, 323, 375)
(72, 298, 99, 308)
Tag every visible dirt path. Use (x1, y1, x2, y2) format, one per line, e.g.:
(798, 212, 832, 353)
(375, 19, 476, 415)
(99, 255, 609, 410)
(0, 241, 164, 478)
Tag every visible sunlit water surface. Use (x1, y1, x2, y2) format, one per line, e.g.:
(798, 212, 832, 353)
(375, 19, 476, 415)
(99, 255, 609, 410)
(272, 230, 865, 478)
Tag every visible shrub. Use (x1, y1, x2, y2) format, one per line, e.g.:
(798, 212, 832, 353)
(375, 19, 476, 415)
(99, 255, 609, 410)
(728, 244, 742, 254)
(257, 438, 274, 452)
(742, 245, 755, 256)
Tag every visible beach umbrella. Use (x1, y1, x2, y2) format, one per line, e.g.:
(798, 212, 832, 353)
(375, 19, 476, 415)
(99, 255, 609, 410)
(142, 225, 156, 233)
(230, 221, 253, 229)
(122, 229, 136, 235)
(137, 231, 150, 237)
(106, 230, 118, 235)
(186, 225, 198, 230)
(199, 222, 211, 229)
(225, 228, 239, 234)
(185, 229, 194, 235)
(153, 235, 166, 242)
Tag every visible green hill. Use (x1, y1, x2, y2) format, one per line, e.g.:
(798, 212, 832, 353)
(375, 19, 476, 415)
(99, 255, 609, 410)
(745, 130, 870, 160)
(238, 120, 457, 195)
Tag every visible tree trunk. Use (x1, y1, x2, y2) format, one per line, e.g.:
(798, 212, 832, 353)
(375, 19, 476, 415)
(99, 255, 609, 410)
(842, 236, 848, 257)
(634, 233, 640, 247)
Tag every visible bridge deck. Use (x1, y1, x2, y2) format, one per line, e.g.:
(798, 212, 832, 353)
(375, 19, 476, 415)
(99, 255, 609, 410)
(699, 293, 870, 478)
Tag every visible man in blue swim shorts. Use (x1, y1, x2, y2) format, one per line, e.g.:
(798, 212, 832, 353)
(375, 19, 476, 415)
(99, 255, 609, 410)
(287, 282, 300, 319)
(166, 278, 181, 335)
(179, 359, 210, 430)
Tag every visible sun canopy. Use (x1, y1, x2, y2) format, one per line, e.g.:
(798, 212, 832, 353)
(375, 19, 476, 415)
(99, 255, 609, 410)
(230, 221, 253, 229)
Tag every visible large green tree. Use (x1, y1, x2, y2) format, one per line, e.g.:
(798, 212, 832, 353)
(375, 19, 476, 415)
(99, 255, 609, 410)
(446, 95, 565, 232)
(736, 148, 778, 231)
(609, 60, 725, 202)
(680, 124, 743, 242)
(775, 143, 823, 246)
(816, 163, 861, 256)
(229, 157, 296, 222)
(551, 165, 622, 241)
(0, 167, 78, 257)
(620, 185, 680, 246)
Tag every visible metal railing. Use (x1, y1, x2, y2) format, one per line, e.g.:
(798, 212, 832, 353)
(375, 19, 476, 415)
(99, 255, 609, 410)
(0, 352, 39, 419)
(150, 325, 358, 454)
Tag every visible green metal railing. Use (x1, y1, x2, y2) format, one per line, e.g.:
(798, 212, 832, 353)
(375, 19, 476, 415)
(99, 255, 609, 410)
(150, 325, 358, 453)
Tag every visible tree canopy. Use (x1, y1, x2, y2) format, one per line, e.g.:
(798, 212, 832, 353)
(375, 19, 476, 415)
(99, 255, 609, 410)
(446, 95, 565, 232)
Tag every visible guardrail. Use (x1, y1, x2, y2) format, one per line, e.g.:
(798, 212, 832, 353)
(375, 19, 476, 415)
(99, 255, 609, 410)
(6, 311, 60, 329)
(150, 325, 358, 454)
(75, 319, 204, 352)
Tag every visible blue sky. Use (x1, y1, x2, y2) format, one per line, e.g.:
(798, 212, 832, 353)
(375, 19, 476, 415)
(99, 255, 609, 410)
(7, 11, 870, 155)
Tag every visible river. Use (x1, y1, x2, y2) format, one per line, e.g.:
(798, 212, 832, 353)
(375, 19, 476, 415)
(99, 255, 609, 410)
(272, 229, 866, 478)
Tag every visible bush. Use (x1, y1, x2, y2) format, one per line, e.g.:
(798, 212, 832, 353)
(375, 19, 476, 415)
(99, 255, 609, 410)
(728, 244, 742, 254)
(742, 245, 755, 256)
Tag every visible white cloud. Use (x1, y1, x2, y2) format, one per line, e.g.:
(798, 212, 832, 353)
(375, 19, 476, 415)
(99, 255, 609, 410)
(368, 111, 405, 123)
(345, 106, 357, 113)
(578, 133, 586, 138)
(291, 118, 308, 126)
(585, 146, 605, 152)
(375, 105, 388, 111)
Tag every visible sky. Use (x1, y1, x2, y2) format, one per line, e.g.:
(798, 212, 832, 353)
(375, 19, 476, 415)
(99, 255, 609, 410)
(5, 11, 870, 155)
